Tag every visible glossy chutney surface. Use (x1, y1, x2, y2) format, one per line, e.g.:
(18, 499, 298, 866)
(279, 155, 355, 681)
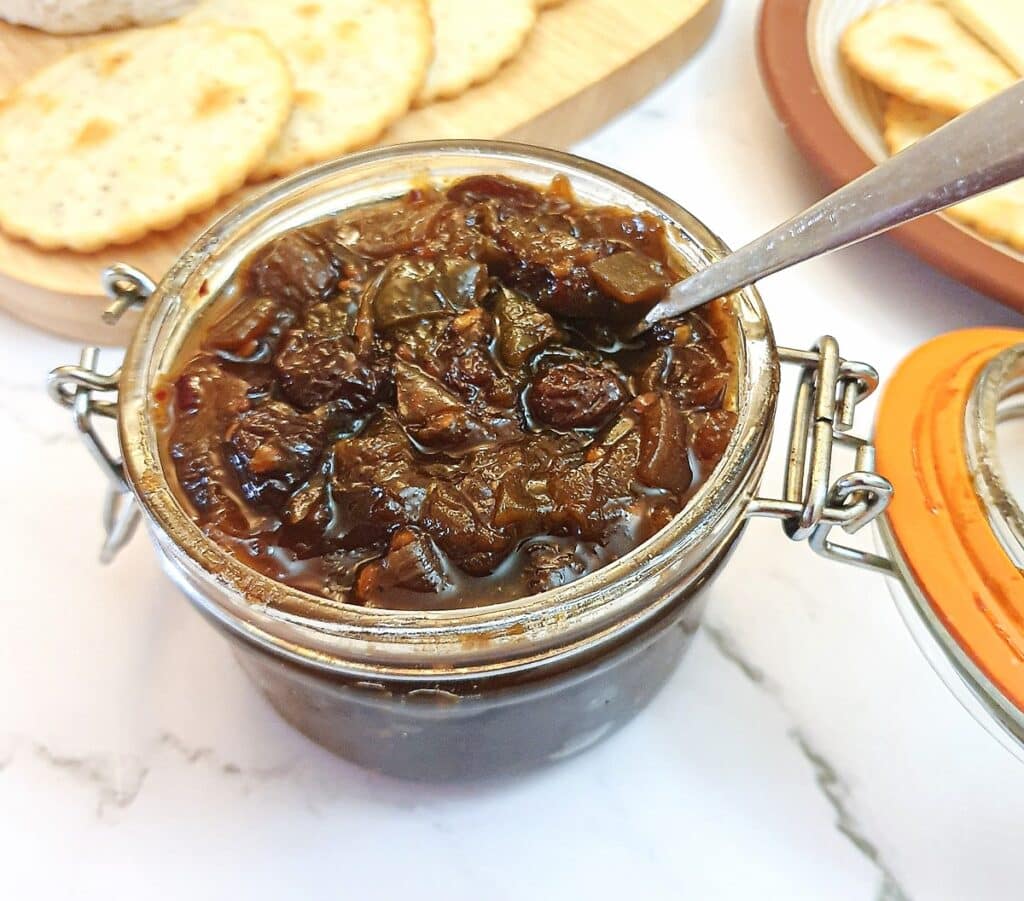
(160, 174, 737, 610)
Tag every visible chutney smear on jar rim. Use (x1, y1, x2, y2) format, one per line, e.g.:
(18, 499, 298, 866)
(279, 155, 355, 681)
(159, 174, 737, 610)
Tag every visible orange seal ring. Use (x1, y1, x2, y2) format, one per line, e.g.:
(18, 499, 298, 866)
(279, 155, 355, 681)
(877, 328, 1024, 710)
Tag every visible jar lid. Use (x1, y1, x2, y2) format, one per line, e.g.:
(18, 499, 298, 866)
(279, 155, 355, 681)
(876, 328, 1024, 721)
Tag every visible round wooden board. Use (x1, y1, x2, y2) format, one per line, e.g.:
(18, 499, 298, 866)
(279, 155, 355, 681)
(0, 0, 720, 345)
(758, 0, 1024, 317)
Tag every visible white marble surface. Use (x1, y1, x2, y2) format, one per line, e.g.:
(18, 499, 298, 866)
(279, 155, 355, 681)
(3, 2, 1023, 898)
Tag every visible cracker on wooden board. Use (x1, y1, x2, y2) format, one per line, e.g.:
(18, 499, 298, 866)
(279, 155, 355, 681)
(941, 0, 1024, 74)
(883, 94, 1024, 251)
(0, 0, 198, 33)
(417, 0, 536, 104)
(0, 23, 291, 252)
(841, 1, 1015, 115)
(188, 0, 432, 180)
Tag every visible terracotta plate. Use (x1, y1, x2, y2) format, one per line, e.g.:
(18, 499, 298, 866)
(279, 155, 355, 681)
(758, 0, 1024, 315)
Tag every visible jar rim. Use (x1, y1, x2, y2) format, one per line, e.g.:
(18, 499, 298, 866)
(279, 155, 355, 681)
(118, 140, 779, 673)
(966, 343, 1024, 566)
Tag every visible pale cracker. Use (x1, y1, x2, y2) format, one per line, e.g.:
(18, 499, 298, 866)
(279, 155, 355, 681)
(941, 0, 1024, 74)
(884, 94, 1024, 251)
(0, 0, 198, 33)
(417, 0, 536, 104)
(189, 0, 432, 180)
(841, 1, 1015, 115)
(536, 0, 566, 8)
(0, 23, 292, 251)
(881, 94, 951, 151)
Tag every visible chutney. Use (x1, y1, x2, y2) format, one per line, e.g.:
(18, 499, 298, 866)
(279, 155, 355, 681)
(160, 174, 737, 610)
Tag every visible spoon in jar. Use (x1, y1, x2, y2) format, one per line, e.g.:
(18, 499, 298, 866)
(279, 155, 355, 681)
(636, 79, 1024, 334)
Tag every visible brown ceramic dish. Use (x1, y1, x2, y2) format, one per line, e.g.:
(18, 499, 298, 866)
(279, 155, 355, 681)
(758, 0, 1024, 315)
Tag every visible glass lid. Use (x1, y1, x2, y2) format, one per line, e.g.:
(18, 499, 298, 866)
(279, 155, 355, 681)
(875, 328, 1024, 751)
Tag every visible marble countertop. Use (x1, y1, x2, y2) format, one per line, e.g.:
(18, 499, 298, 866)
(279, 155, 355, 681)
(4, 2, 1023, 898)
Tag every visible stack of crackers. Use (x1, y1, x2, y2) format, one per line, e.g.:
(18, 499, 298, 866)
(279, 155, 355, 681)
(842, 0, 1024, 251)
(0, 0, 564, 253)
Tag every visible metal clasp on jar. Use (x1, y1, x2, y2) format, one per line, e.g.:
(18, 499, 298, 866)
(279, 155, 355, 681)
(46, 264, 154, 562)
(749, 336, 895, 574)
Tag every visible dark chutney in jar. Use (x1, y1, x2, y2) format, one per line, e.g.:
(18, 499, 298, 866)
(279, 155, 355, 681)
(159, 174, 737, 610)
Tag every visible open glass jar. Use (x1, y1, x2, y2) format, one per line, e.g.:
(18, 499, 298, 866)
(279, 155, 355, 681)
(49, 142, 893, 780)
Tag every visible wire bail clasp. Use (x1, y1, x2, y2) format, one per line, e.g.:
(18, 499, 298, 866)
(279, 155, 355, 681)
(46, 264, 154, 562)
(749, 337, 895, 574)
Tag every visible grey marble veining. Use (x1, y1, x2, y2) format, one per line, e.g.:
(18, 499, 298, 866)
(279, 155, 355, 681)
(704, 625, 910, 900)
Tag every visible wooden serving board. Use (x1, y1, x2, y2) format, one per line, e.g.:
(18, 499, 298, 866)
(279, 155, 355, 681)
(0, 0, 719, 344)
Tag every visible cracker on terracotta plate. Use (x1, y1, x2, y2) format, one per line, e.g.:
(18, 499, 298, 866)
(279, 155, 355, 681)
(841, 1, 1015, 115)
(884, 94, 1024, 251)
(417, 0, 536, 104)
(941, 0, 1024, 74)
(882, 94, 951, 151)
(0, 23, 292, 252)
(189, 0, 432, 180)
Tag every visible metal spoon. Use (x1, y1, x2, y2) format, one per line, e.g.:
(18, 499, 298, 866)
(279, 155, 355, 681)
(638, 79, 1024, 332)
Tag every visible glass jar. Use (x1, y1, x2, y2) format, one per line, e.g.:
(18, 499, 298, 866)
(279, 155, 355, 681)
(875, 328, 1024, 761)
(49, 141, 892, 780)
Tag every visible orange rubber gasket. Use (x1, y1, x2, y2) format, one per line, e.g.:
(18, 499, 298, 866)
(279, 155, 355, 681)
(876, 328, 1024, 710)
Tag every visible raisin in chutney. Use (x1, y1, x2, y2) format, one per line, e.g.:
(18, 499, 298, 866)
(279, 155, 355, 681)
(160, 174, 737, 610)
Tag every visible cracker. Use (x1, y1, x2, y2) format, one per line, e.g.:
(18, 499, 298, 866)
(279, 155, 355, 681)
(941, 0, 1024, 74)
(536, 0, 566, 8)
(189, 0, 432, 179)
(841, 1, 1015, 115)
(882, 94, 951, 153)
(417, 0, 536, 104)
(0, 23, 291, 251)
(883, 94, 1024, 251)
(0, 0, 198, 33)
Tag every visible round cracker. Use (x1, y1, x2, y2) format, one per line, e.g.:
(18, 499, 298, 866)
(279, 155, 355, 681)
(0, 23, 292, 252)
(841, 1, 1015, 116)
(0, 0, 199, 34)
(417, 0, 536, 105)
(188, 0, 432, 180)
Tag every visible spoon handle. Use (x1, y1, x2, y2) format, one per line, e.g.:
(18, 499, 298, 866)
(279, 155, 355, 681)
(642, 79, 1024, 328)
